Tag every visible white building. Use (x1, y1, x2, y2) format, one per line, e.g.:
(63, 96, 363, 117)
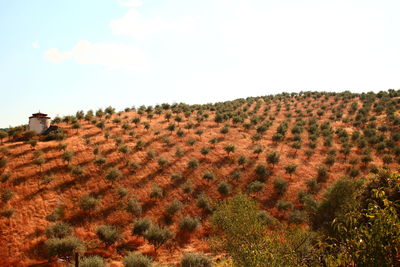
(29, 112, 51, 134)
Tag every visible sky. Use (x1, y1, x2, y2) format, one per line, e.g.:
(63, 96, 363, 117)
(0, 0, 400, 128)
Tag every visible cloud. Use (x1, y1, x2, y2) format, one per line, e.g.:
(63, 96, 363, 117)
(119, 0, 143, 7)
(44, 48, 71, 63)
(44, 40, 148, 71)
(32, 41, 40, 49)
(110, 9, 195, 40)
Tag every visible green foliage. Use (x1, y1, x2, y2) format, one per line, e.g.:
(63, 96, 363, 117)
(273, 177, 288, 195)
(266, 151, 280, 167)
(127, 197, 142, 216)
(187, 158, 199, 169)
(46, 205, 65, 221)
(179, 216, 200, 233)
(211, 194, 303, 266)
(203, 170, 215, 182)
(45, 222, 72, 238)
(149, 184, 163, 199)
(323, 171, 400, 266)
(165, 199, 183, 216)
(217, 181, 232, 196)
(276, 200, 293, 211)
(79, 195, 99, 212)
(96, 225, 121, 246)
(44, 236, 84, 259)
(247, 180, 265, 193)
(181, 253, 211, 267)
(123, 253, 153, 267)
(105, 167, 122, 183)
(79, 255, 106, 267)
(310, 177, 362, 234)
(144, 225, 173, 252)
(132, 217, 152, 236)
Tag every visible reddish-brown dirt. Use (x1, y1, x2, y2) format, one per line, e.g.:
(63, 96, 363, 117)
(0, 95, 398, 266)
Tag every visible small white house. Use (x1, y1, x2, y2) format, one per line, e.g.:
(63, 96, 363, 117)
(29, 112, 51, 134)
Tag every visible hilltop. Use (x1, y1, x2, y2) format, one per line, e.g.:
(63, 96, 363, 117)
(0, 90, 399, 266)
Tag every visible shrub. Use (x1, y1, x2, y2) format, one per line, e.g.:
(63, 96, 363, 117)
(116, 187, 128, 199)
(0, 208, 14, 218)
(181, 253, 211, 267)
(149, 184, 163, 199)
(165, 199, 183, 216)
(316, 165, 328, 182)
(182, 180, 194, 194)
(288, 210, 307, 225)
(79, 255, 106, 267)
(79, 195, 99, 212)
(0, 158, 7, 169)
(105, 168, 122, 183)
(187, 158, 199, 169)
(170, 172, 183, 183)
(273, 177, 288, 195)
(196, 194, 212, 212)
(132, 217, 152, 236)
(284, 164, 297, 177)
(231, 169, 242, 180)
(45, 236, 84, 259)
(46, 222, 72, 238)
(267, 151, 280, 167)
(276, 200, 293, 211)
(305, 178, 320, 194)
(202, 170, 215, 182)
(217, 181, 232, 196)
(96, 225, 121, 246)
(247, 180, 264, 193)
(123, 253, 153, 267)
(179, 216, 200, 232)
(144, 225, 173, 252)
(254, 163, 270, 182)
(126, 198, 142, 216)
(257, 211, 279, 228)
(157, 156, 169, 168)
(1, 188, 13, 203)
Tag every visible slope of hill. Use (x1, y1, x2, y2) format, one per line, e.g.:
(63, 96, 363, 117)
(0, 91, 399, 266)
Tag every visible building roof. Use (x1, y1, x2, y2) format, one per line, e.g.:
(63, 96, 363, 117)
(29, 112, 50, 119)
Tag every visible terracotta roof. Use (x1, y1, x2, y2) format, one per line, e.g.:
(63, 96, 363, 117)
(30, 112, 50, 119)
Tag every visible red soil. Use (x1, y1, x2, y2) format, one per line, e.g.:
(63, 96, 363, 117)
(0, 96, 397, 266)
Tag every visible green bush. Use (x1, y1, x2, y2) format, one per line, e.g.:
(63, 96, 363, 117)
(149, 184, 163, 199)
(127, 197, 142, 216)
(45, 222, 72, 238)
(179, 216, 200, 232)
(123, 253, 153, 267)
(276, 200, 293, 211)
(96, 225, 121, 246)
(181, 253, 211, 267)
(273, 177, 288, 195)
(247, 180, 264, 193)
(46, 205, 65, 221)
(144, 225, 173, 252)
(202, 170, 215, 182)
(132, 217, 152, 236)
(165, 199, 183, 216)
(45, 236, 84, 259)
(288, 210, 307, 225)
(79, 195, 99, 212)
(217, 181, 232, 196)
(196, 194, 212, 212)
(105, 167, 122, 183)
(187, 158, 199, 169)
(79, 255, 106, 267)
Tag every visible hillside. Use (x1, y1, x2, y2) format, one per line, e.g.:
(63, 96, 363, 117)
(0, 91, 399, 266)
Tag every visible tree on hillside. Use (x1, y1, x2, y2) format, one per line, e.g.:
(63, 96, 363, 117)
(144, 225, 173, 254)
(62, 150, 74, 166)
(0, 130, 8, 145)
(267, 151, 280, 169)
(284, 163, 297, 178)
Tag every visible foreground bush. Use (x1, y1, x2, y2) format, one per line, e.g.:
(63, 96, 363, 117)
(123, 253, 153, 267)
(79, 255, 106, 267)
(132, 217, 152, 236)
(96, 225, 121, 246)
(45, 236, 84, 259)
(144, 225, 173, 253)
(179, 216, 200, 233)
(181, 253, 211, 267)
(45, 222, 72, 238)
